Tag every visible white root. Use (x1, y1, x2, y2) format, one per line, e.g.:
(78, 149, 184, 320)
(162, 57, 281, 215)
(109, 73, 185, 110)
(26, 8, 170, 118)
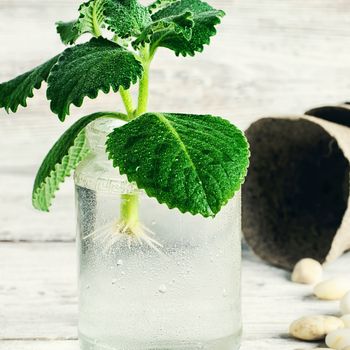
(84, 220, 164, 254)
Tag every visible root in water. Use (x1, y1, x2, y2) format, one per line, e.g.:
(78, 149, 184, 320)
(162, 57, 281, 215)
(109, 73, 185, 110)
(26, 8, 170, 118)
(84, 220, 163, 254)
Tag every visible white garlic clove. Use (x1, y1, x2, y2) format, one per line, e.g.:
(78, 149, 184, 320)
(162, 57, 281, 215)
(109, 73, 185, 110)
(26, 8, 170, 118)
(289, 315, 344, 341)
(291, 258, 323, 285)
(326, 328, 350, 350)
(341, 292, 350, 315)
(340, 315, 350, 328)
(314, 278, 350, 300)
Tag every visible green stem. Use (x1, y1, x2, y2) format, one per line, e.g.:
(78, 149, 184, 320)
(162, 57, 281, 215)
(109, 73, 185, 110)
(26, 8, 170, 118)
(120, 193, 139, 226)
(119, 46, 152, 228)
(135, 46, 151, 118)
(120, 88, 134, 120)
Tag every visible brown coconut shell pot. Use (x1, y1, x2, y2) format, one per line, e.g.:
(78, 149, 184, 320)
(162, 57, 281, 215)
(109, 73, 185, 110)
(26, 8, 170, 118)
(242, 104, 350, 270)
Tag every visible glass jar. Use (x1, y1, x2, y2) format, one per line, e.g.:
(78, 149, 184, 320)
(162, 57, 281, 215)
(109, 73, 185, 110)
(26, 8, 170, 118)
(75, 118, 242, 350)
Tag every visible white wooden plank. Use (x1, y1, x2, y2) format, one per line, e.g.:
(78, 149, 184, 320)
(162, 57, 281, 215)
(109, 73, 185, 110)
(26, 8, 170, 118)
(0, 242, 349, 349)
(0, 341, 78, 350)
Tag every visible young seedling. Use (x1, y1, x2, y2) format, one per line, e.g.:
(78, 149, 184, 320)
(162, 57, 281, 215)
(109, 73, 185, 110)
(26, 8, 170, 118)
(0, 0, 249, 248)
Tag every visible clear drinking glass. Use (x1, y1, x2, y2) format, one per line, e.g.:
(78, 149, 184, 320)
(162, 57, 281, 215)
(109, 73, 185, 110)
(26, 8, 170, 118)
(75, 118, 242, 350)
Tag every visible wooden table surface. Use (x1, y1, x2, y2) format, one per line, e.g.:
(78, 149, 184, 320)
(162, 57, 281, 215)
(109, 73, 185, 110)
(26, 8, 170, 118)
(1, 0, 350, 349)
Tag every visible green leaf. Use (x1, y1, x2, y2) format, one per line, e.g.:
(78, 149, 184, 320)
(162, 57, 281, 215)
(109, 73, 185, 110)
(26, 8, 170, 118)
(33, 112, 126, 211)
(106, 112, 250, 217)
(56, 21, 80, 45)
(56, 0, 105, 45)
(0, 55, 60, 113)
(77, 0, 105, 36)
(47, 37, 143, 121)
(104, 0, 152, 38)
(149, 0, 225, 56)
(132, 10, 194, 49)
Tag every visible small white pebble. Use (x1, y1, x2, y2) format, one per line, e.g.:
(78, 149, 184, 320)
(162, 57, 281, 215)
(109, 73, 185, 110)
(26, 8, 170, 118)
(291, 258, 323, 284)
(340, 315, 350, 328)
(314, 278, 350, 300)
(289, 315, 344, 341)
(158, 284, 167, 294)
(341, 292, 350, 315)
(326, 329, 350, 350)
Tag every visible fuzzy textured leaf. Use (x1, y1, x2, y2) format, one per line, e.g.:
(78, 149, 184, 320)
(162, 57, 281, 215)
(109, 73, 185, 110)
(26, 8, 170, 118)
(56, 21, 81, 45)
(133, 10, 194, 49)
(77, 0, 105, 35)
(56, 0, 105, 45)
(104, 0, 152, 38)
(47, 37, 143, 121)
(106, 112, 249, 217)
(33, 112, 124, 211)
(0, 55, 60, 113)
(149, 0, 225, 56)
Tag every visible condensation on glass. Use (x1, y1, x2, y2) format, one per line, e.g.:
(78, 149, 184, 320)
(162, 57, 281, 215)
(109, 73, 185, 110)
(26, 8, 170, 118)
(75, 119, 242, 350)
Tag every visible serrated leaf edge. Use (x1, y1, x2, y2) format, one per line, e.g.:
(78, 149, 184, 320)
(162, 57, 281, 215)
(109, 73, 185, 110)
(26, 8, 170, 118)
(0, 55, 60, 114)
(46, 38, 143, 121)
(172, 9, 225, 57)
(32, 131, 89, 212)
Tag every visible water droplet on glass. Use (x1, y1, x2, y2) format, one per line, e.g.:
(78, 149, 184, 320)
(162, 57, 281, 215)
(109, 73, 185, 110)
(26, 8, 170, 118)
(158, 284, 167, 294)
(117, 259, 123, 266)
(121, 271, 126, 276)
(136, 166, 140, 172)
(223, 289, 228, 298)
(111, 279, 117, 285)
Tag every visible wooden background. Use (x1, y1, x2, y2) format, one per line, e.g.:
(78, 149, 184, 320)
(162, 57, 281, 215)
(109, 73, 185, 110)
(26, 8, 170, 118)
(0, 0, 350, 349)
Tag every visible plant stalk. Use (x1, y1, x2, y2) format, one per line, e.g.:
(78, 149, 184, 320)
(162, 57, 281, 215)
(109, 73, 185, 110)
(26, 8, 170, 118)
(120, 87, 134, 120)
(135, 62, 150, 117)
(120, 193, 139, 227)
(119, 46, 152, 226)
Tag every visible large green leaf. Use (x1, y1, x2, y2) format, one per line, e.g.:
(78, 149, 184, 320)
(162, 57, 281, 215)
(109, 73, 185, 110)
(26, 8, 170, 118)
(104, 0, 152, 38)
(149, 0, 225, 56)
(0, 55, 60, 113)
(47, 37, 143, 121)
(106, 112, 249, 217)
(33, 112, 126, 211)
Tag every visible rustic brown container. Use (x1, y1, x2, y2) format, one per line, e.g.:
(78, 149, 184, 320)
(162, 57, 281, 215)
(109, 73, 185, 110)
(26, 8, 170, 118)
(243, 105, 350, 270)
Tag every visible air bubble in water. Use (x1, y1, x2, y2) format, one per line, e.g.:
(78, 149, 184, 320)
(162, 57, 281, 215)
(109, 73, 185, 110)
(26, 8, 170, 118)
(222, 289, 228, 298)
(117, 259, 123, 266)
(111, 279, 117, 285)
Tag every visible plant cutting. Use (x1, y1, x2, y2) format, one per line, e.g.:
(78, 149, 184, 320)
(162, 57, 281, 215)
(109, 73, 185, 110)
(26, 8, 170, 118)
(0, 0, 249, 349)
